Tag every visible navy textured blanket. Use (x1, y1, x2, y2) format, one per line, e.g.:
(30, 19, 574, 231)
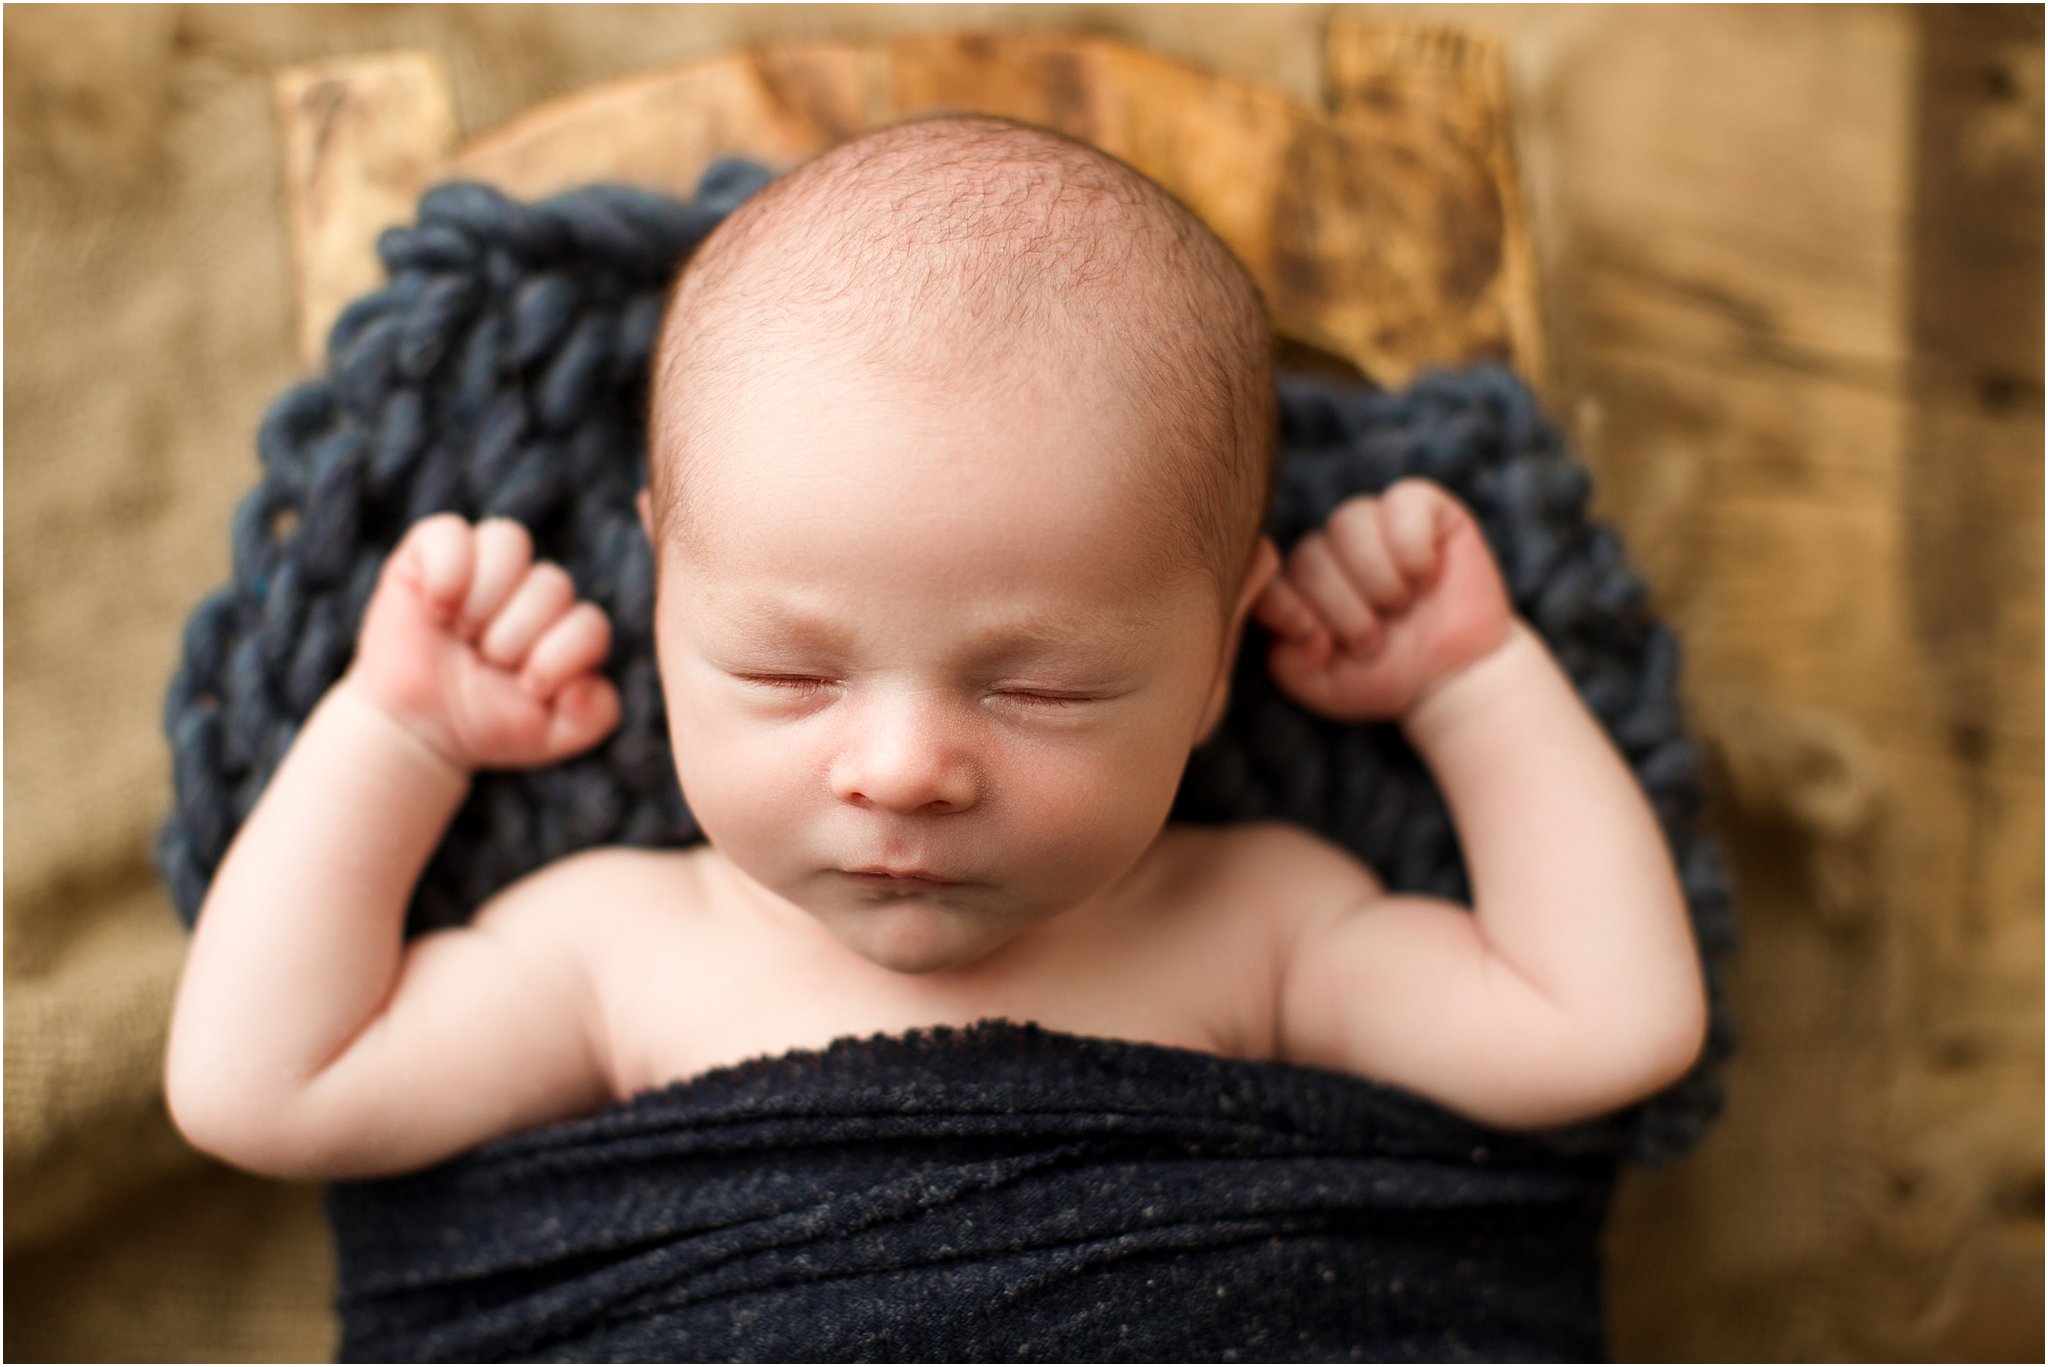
(328, 1021, 1615, 1362)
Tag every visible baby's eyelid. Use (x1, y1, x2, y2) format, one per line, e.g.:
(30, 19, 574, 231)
(737, 673, 837, 690)
(728, 672, 1101, 704)
(994, 688, 1087, 703)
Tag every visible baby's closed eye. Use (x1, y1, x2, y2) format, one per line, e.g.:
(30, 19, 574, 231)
(738, 673, 836, 695)
(736, 674, 1100, 707)
(990, 687, 1099, 707)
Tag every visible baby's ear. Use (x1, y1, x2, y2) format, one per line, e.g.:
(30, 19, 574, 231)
(1194, 536, 1282, 747)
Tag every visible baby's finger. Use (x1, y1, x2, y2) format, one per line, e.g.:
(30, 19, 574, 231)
(479, 562, 577, 668)
(541, 676, 623, 760)
(1382, 479, 1448, 584)
(519, 602, 614, 698)
(1288, 534, 1381, 652)
(1266, 631, 1345, 716)
(458, 519, 534, 637)
(1252, 573, 1327, 645)
(395, 514, 474, 617)
(1327, 497, 1411, 612)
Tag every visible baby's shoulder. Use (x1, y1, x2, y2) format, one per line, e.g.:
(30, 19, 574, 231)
(468, 843, 713, 949)
(1164, 819, 1386, 912)
(1140, 823, 1387, 1061)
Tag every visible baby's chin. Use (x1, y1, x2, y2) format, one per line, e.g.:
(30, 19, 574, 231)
(816, 898, 1025, 976)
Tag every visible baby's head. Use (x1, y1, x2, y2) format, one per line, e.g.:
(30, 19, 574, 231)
(641, 115, 1281, 976)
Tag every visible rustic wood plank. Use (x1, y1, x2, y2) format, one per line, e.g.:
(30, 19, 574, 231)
(275, 52, 458, 371)
(1324, 18, 1549, 399)
(282, 30, 1541, 393)
(452, 43, 863, 200)
(1882, 8, 2044, 1358)
(1469, 6, 1921, 1358)
(1457, 3, 2041, 1358)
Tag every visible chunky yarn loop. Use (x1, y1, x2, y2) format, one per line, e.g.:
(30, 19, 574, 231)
(158, 160, 1736, 1167)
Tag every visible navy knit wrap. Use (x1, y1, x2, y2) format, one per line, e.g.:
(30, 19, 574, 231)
(328, 1021, 1615, 1363)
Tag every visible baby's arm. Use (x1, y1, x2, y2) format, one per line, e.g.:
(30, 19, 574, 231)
(164, 516, 623, 1179)
(1259, 480, 1708, 1129)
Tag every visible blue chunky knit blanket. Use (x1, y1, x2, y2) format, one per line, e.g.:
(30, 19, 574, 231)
(160, 158, 1737, 1362)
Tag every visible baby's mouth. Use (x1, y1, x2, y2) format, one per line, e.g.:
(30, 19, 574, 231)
(838, 868, 966, 893)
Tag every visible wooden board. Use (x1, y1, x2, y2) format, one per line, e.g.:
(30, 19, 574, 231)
(273, 24, 1545, 398)
(1472, 5, 2042, 1359)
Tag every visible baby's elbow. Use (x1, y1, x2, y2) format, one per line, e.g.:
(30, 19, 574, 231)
(164, 1042, 238, 1160)
(164, 1054, 336, 1181)
(164, 1074, 275, 1176)
(1593, 987, 1711, 1112)
(1647, 989, 1712, 1088)
(168, 1056, 485, 1181)
(1462, 1004, 1706, 1134)
(1488, 994, 1709, 1133)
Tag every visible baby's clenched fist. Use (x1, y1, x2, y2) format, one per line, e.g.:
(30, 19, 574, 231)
(1253, 478, 1515, 723)
(347, 515, 621, 772)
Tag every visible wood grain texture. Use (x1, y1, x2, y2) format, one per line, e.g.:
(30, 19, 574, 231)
(1454, 4, 2041, 1359)
(276, 27, 1543, 393)
(275, 52, 457, 370)
(454, 42, 867, 206)
(1325, 19, 1548, 397)
(1877, 8, 2044, 1358)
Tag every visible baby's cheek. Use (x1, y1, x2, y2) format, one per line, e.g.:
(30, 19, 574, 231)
(666, 703, 794, 829)
(1007, 739, 1173, 878)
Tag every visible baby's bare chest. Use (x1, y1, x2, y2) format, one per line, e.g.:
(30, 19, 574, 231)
(585, 829, 1311, 1102)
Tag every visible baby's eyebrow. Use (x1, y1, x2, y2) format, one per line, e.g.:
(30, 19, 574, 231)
(964, 620, 1133, 664)
(713, 599, 1142, 665)
(721, 603, 853, 651)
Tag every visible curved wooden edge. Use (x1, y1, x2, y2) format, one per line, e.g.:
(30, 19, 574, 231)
(456, 40, 879, 180)
(275, 29, 1545, 394)
(1325, 16, 1549, 397)
(275, 51, 458, 371)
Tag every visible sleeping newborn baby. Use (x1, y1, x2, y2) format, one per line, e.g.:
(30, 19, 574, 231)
(166, 115, 1708, 1180)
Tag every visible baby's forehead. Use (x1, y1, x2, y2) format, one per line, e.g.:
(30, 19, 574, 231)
(674, 349, 1162, 506)
(652, 307, 1171, 503)
(657, 353, 1202, 598)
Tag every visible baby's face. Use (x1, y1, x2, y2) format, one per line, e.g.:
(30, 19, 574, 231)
(648, 359, 1255, 977)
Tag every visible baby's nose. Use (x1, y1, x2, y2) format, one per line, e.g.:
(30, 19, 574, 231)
(828, 691, 980, 815)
